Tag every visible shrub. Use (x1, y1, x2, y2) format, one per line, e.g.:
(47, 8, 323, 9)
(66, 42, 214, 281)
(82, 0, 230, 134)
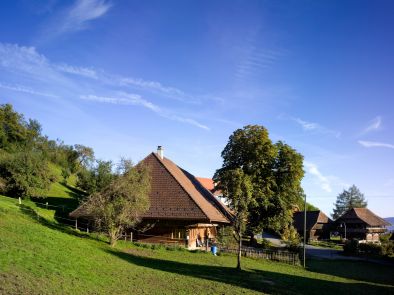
(359, 243, 383, 255)
(343, 239, 359, 255)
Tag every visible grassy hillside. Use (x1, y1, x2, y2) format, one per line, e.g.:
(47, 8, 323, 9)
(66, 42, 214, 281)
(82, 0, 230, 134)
(0, 195, 393, 295)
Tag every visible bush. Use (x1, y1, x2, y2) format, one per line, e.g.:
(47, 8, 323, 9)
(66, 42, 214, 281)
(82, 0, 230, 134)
(359, 243, 383, 255)
(381, 241, 394, 256)
(343, 239, 359, 255)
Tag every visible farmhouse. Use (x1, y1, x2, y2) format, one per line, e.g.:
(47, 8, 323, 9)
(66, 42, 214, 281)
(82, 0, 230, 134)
(293, 210, 332, 241)
(71, 147, 232, 249)
(335, 208, 390, 241)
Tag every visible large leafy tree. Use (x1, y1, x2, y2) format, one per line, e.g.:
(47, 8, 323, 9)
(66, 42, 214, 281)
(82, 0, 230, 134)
(84, 160, 151, 247)
(214, 125, 304, 240)
(332, 185, 367, 219)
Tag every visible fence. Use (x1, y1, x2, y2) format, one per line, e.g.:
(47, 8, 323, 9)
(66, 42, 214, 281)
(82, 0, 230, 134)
(220, 246, 300, 265)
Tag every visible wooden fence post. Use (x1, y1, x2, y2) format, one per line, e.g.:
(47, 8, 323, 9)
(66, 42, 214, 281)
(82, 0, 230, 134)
(75, 219, 78, 230)
(130, 232, 133, 242)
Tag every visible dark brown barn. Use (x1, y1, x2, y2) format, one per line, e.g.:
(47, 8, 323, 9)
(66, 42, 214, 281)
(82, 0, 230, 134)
(335, 208, 390, 241)
(71, 147, 232, 249)
(293, 210, 332, 241)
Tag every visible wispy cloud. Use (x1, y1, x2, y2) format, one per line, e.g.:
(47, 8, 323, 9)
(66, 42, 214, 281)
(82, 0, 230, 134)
(80, 93, 209, 130)
(56, 64, 98, 79)
(0, 42, 210, 130)
(292, 117, 341, 138)
(304, 161, 332, 192)
(234, 31, 285, 81)
(56, 0, 111, 35)
(362, 116, 382, 134)
(358, 140, 394, 149)
(0, 82, 59, 98)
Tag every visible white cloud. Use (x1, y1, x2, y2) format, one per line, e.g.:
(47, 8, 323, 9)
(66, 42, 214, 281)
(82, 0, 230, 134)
(0, 43, 210, 130)
(0, 82, 59, 98)
(304, 161, 332, 192)
(57, 64, 98, 79)
(363, 116, 382, 134)
(80, 93, 210, 130)
(358, 140, 394, 149)
(58, 0, 112, 34)
(292, 117, 341, 138)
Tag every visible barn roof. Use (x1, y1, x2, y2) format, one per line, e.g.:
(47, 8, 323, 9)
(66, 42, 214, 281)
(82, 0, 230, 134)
(293, 210, 332, 231)
(70, 152, 231, 224)
(336, 208, 390, 227)
(142, 153, 231, 223)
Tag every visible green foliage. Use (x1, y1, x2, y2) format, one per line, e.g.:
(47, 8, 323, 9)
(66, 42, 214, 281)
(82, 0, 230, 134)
(343, 239, 360, 255)
(0, 103, 94, 200)
(299, 198, 319, 211)
(76, 160, 114, 194)
(84, 161, 151, 246)
(332, 185, 367, 219)
(0, 104, 42, 152)
(0, 151, 53, 198)
(214, 125, 305, 237)
(215, 168, 253, 269)
(216, 226, 238, 248)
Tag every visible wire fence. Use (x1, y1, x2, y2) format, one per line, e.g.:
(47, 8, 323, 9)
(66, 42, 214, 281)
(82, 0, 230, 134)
(220, 246, 300, 265)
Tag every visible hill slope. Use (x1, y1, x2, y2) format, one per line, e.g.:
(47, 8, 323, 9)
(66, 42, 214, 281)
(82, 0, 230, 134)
(0, 195, 393, 295)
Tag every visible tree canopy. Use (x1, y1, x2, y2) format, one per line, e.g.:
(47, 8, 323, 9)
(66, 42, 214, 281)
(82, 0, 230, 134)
(84, 160, 151, 247)
(214, 125, 305, 240)
(332, 185, 367, 219)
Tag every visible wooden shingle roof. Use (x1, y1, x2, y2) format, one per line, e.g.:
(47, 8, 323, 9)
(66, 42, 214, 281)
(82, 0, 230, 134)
(142, 153, 231, 223)
(293, 210, 332, 231)
(336, 208, 390, 227)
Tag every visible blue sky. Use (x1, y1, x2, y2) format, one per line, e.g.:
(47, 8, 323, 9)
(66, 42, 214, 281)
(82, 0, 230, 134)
(1, 0, 393, 217)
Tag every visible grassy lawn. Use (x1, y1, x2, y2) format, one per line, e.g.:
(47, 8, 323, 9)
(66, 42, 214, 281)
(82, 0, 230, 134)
(1, 195, 393, 295)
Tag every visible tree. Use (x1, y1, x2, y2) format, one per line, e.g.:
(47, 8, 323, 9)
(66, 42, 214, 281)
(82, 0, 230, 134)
(84, 160, 151, 247)
(214, 125, 304, 240)
(0, 151, 53, 198)
(76, 160, 114, 195)
(332, 185, 367, 219)
(215, 168, 253, 270)
(74, 144, 94, 168)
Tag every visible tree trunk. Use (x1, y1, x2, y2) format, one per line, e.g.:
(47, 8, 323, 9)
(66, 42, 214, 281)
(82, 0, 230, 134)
(237, 231, 242, 270)
(109, 228, 119, 247)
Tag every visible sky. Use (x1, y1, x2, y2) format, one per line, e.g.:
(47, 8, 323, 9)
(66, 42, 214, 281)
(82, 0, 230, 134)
(0, 0, 393, 218)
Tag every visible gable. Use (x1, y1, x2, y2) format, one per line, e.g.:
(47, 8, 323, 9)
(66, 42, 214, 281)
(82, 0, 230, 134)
(142, 153, 229, 223)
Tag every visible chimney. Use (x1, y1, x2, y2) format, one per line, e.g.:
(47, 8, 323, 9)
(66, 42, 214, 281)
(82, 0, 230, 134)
(157, 146, 164, 160)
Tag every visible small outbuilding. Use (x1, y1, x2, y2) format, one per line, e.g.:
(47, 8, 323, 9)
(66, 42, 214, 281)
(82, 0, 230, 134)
(293, 210, 332, 241)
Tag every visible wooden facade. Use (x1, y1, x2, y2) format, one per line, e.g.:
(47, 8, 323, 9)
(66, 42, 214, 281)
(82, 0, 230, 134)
(335, 208, 390, 241)
(293, 211, 332, 241)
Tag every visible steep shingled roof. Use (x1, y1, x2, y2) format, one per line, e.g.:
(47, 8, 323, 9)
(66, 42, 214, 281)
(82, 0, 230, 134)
(142, 153, 231, 223)
(293, 210, 332, 231)
(336, 208, 391, 227)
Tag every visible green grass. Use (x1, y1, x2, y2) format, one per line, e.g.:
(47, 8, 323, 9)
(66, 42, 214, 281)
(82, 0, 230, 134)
(0, 195, 393, 295)
(309, 240, 343, 250)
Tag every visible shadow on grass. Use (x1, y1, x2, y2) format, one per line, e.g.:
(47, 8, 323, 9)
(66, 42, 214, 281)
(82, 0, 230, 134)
(105, 249, 394, 294)
(306, 257, 394, 286)
(18, 204, 103, 243)
(31, 186, 86, 225)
